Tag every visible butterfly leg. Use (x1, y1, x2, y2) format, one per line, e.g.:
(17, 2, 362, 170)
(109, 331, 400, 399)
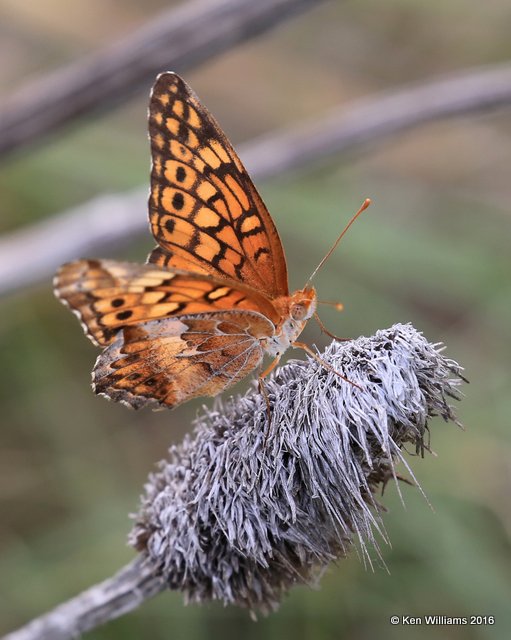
(313, 312, 350, 342)
(291, 341, 363, 390)
(259, 355, 282, 381)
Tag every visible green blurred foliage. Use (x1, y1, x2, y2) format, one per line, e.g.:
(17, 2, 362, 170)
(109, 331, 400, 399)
(1, 0, 510, 638)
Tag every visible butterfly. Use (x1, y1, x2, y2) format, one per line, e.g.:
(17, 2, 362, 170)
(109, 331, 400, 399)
(54, 72, 368, 410)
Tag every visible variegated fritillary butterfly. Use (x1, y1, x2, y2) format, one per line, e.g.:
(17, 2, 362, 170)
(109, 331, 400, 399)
(54, 72, 368, 410)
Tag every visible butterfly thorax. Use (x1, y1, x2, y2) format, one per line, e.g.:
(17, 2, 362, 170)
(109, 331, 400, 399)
(263, 287, 317, 357)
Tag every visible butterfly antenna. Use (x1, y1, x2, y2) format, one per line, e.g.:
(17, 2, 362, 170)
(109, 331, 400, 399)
(317, 300, 344, 311)
(305, 198, 371, 286)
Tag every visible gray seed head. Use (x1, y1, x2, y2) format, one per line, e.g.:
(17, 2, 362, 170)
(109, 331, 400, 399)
(130, 323, 465, 614)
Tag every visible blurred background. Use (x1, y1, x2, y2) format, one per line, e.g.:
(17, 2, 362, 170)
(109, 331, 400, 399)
(1, 0, 510, 638)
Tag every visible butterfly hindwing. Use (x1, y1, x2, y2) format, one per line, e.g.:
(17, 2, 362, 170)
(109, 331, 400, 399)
(148, 72, 289, 299)
(92, 311, 273, 409)
(54, 259, 279, 347)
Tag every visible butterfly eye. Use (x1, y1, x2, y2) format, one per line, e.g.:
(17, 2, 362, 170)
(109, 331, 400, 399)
(290, 303, 307, 321)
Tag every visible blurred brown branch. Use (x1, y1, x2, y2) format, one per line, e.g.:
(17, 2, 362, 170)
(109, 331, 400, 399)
(1, 61, 511, 297)
(0, 0, 322, 158)
(244, 61, 511, 176)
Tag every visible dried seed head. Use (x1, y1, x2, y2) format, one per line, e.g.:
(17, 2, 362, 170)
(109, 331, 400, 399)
(130, 323, 465, 614)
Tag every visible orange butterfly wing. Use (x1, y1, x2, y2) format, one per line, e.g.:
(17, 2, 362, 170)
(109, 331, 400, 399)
(54, 259, 280, 347)
(92, 312, 273, 409)
(147, 72, 289, 299)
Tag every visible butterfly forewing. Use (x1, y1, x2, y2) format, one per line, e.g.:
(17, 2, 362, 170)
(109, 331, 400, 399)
(147, 72, 289, 299)
(54, 259, 279, 347)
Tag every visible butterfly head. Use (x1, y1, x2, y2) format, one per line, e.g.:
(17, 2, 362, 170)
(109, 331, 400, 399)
(267, 287, 317, 357)
(289, 286, 317, 322)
